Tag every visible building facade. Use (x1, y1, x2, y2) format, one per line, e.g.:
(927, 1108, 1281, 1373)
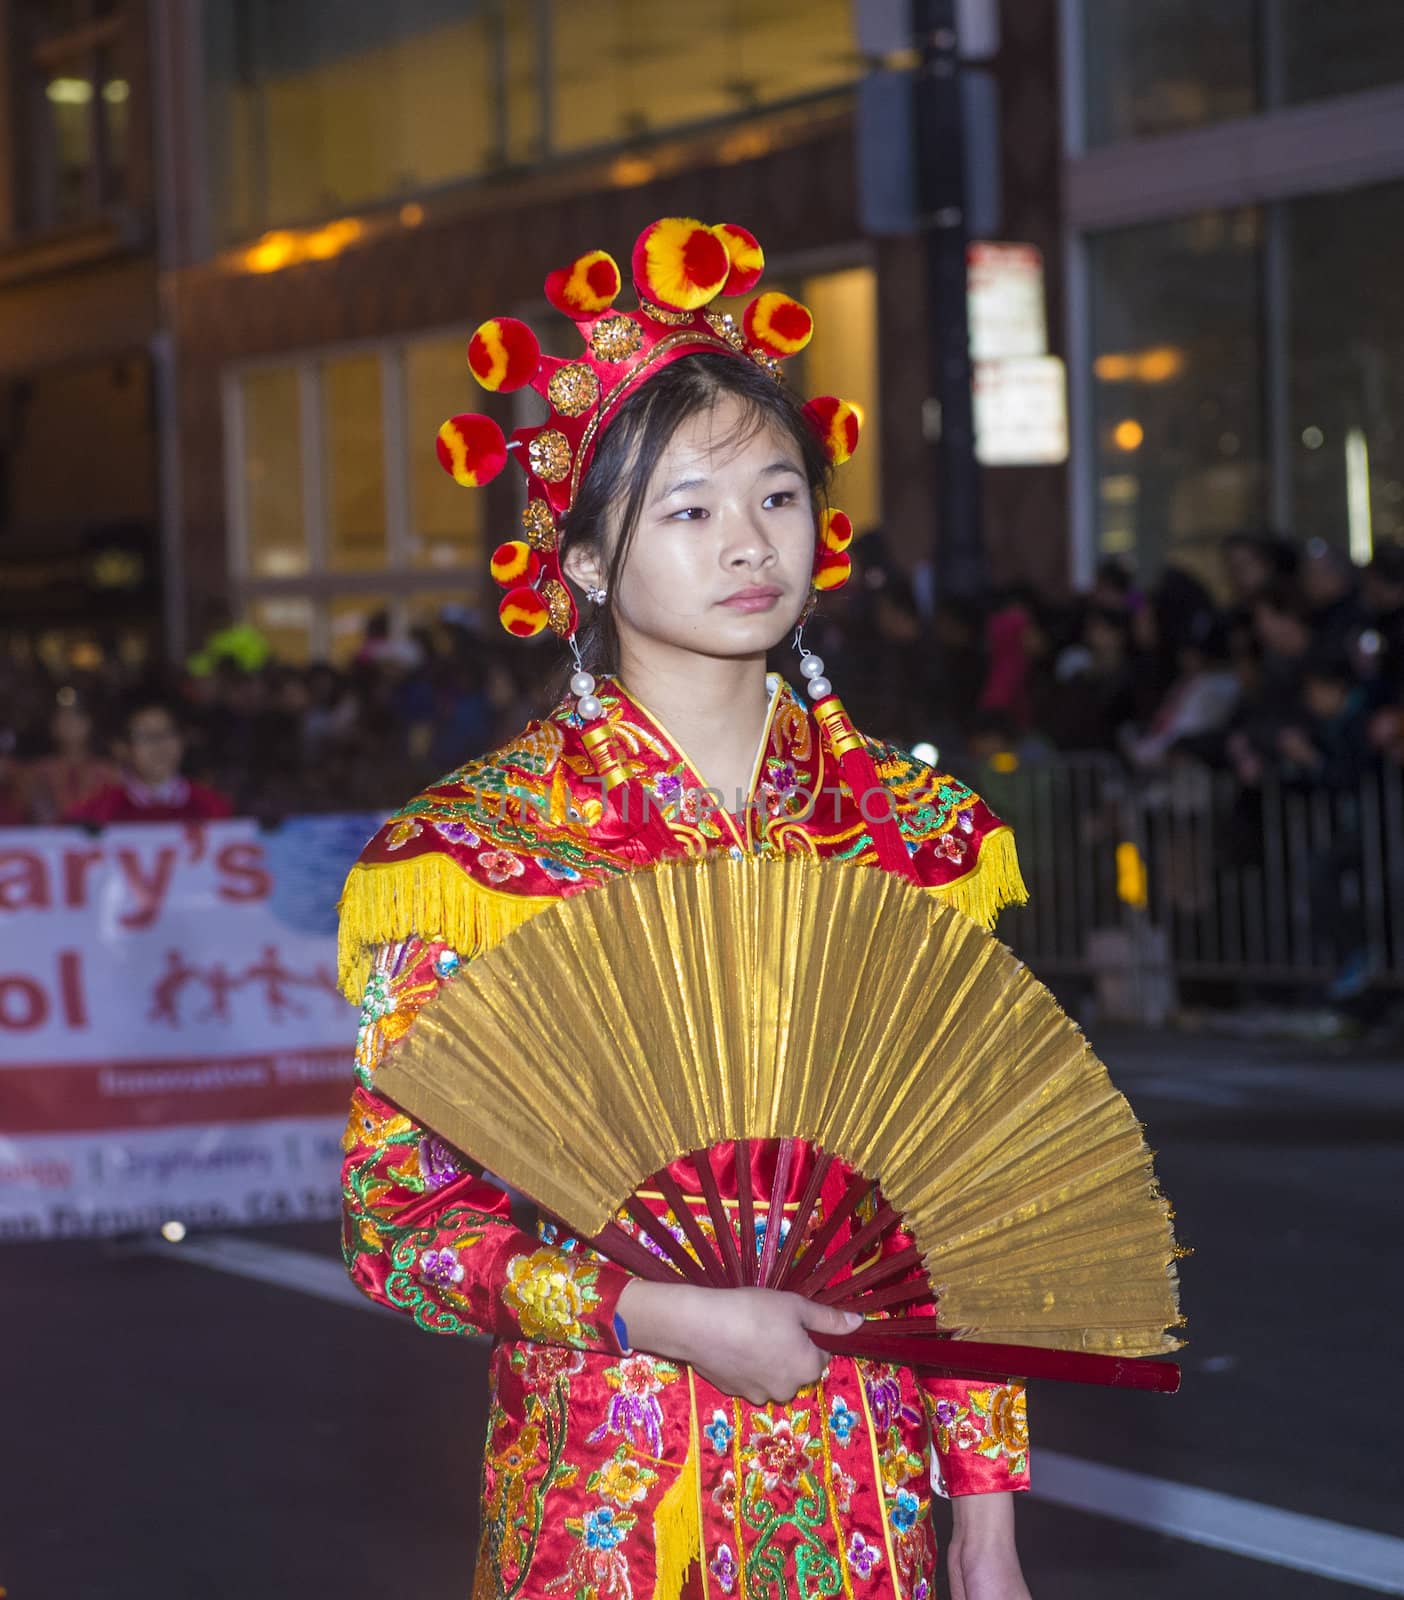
(8, 2, 1403, 671)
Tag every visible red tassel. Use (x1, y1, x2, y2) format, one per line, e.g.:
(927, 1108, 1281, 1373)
(812, 693, 918, 880)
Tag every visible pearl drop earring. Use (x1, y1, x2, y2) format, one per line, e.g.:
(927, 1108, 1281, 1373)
(793, 619, 832, 702)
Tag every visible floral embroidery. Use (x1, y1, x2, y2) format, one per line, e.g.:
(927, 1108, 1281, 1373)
(519, 1344, 587, 1389)
(432, 947, 461, 979)
(880, 1434, 925, 1493)
(418, 1246, 465, 1288)
(865, 1367, 923, 1433)
(742, 1409, 822, 1495)
(711, 1468, 739, 1518)
(890, 1488, 920, 1532)
(932, 832, 968, 863)
(651, 772, 684, 809)
(831, 1464, 857, 1515)
(418, 1133, 460, 1190)
(704, 1408, 735, 1454)
(828, 1394, 860, 1446)
(579, 1505, 630, 1549)
(589, 1446, 659, 1510)
(502, 1248, 602, 1343)
(709, 1542, 739, 1594)
(384, 818, 422, 850)
(433, 820, 481, 847)
(847, 1530, 882, 1579)
(538, 856, 582, 881)
(588, 1352, 680, 1456)
(478, 848, 526, 884)
(963, 1384, 1029, 1474)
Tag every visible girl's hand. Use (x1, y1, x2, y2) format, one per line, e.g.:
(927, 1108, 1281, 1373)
(948, 1493, 1031, 1600)
(617, 1280, 862, 1404)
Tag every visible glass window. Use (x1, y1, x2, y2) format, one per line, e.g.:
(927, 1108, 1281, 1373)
(205, 0, 497, 242)
(323, 354, 387, 573)
(1288, 180, 1404, 554)
(249, 596, 315, 665)
(1278, 1, 1404, 107)
(242, 369, 308, 578)
(1082, 0, 1257, 146)
(40, 59, 97, 224)
(406, 334, 485, 571)
(547, 0, 857, 155)
(1089, 209, 1264, 587)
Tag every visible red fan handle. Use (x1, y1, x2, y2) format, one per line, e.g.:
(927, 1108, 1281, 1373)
(808, 1329, 1181, 1394)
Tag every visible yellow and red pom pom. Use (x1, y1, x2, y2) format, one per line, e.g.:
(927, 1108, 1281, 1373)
(813, 550, 852, 591)
(713, 223, 764, 296)
(436, 414, 508, 487)
(803, 396, 863, 466)
(819, 508, 853, 554)
(489, 540, 541, 589)
(498, 585, 549, 638)
(467, 318, 541, 393)
(632, 217, 730, 311)
(744, 292, 813, 357)
(544, 250, 622, 316)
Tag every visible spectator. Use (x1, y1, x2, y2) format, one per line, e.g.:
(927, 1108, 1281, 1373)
(65, 693, 233, 824)
(0, 728, 27, 825)
(1276, 646, 1372, 788)
(1300, 538, 1363, 655)
(1127, 618, 1239, 771)
(22, 688, 119, 824)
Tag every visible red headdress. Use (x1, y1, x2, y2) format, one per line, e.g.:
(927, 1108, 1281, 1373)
(435, 217, 859, 643)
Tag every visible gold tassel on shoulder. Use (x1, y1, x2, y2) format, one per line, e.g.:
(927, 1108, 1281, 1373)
(928, 825, 1029, 932)
(336, 855, 557, 1000)
(652, 1386, 702, 1600)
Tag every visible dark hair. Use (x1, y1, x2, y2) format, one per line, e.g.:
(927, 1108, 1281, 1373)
(1254, 578, 1311, 625)
(119, 687, 183, 738)
(557, 353, 831, 676)
(1302, 645, 1355, 689)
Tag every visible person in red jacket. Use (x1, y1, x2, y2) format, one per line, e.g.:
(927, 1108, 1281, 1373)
(65, 693, 233, 824)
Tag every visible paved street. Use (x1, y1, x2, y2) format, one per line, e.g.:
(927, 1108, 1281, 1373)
(4, 1028, 1403, 1599)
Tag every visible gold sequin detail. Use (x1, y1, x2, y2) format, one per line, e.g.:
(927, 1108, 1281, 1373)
(528, 429, 572, 483)
(704, 310, 747, 352)
(521, 497, 558, 552)
(547, 361, 600, 418)
(644, 302, 696, 326)
(590, 315, 643, 363)
(541, 577, 573, 637)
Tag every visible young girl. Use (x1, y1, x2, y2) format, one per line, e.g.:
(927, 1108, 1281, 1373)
(339, 219, 1032, 1600)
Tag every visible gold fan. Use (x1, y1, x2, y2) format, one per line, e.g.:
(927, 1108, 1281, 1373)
(377, 855, 1184, 1389)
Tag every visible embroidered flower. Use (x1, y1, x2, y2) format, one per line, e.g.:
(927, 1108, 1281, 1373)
(847, 1531, 882, 1579)
(865, 1368, 922, 1433)
(958, 810, 975, 833)
(651, 772, 684, 809)
(520, 1345, 586, 1388)
(588, 1352, 680, 1456)
(704, 1408, 734, 1454)
(828, 1395, 860, 1446)
(679, 787, 717, 826)
(582, 1507, 627, 1550)
(965, 1384, 1028, 1472)
(745, 1412, 819, 1492)
(502, 1248, 593, 1343)
(591, 1450, 658, 1510)
(881, 1440, 925, 1493)
(432, 948, 461, 980)
(477, 848, 525, 884)
(709, 1543, 739, 1594)
(384, 818, 422, 850)
(933, 832, 968, 862)
(418, 1135, 460, 1191)
(538, 856, 582, 882)
(711, 1468, 739, 1518)
(433, 820, 481, 847)
(890, 1488, 920, 1532)
(831, 1464, 857, 1515)
(417, 1247, 464, 1288)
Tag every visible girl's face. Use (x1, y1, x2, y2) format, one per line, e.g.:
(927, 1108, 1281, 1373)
(579, 392, 817, 666)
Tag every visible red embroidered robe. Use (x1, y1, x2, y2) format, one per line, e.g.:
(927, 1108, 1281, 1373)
(339, 676, 1031, 1600)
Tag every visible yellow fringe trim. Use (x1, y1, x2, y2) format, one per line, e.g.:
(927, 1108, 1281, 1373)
(653, 1391, 701, 1600)
(927, 824, 1029, 932)
(336, 855, 558, 1000)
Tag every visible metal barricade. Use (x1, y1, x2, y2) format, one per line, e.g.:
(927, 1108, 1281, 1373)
(992, 756, 1403, 1011)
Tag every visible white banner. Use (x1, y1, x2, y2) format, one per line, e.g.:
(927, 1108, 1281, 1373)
(0, 816, 379, 1238)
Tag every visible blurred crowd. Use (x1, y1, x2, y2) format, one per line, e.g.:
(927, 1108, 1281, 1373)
(1, 531, 1400, 829)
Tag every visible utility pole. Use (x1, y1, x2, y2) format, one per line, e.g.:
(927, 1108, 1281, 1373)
(911, 0, 986, 606)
